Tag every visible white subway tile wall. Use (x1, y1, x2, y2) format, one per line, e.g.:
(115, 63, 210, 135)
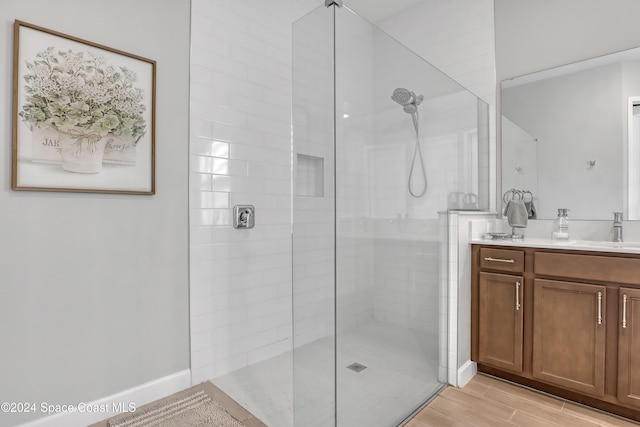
(449, 213, 499, 387)
(190, 0, 314, 382)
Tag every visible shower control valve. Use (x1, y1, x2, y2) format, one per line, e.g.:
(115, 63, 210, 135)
(233, 205, 255, 229)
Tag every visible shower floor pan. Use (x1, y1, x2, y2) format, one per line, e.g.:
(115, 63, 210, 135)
(213, 320, 443, 427)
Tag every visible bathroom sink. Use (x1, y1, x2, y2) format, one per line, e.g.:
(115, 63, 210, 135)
(567, 240, 640, 250)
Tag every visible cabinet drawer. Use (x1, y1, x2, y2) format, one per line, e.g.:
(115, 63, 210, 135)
(479, 247, 525, 273)
(535, 252, 640, 285)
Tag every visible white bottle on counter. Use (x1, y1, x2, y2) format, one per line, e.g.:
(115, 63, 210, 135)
(552, 208, 569, 240)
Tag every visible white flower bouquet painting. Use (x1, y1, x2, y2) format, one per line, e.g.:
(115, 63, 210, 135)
(12, 20, 155, 194)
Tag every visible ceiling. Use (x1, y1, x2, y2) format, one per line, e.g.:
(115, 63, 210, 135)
(343, 0, 426, 23)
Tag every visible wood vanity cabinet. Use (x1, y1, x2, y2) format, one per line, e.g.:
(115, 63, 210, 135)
(531, 279, 606, 397)
(471, 244, 640, 422)
(476, 248, 524, 373)
(618, 287, 640, 407)
(478, 272, 523, 373)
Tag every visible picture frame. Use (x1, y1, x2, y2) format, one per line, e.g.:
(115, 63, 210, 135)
(12, 20, 156, 194)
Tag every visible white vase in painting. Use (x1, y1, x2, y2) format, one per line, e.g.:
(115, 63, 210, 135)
(58, 127, 107, 173)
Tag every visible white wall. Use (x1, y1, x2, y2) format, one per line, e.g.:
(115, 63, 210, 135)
(0, 1, 191, 426)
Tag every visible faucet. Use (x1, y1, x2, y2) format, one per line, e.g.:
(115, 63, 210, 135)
(613, 212, 623, 242)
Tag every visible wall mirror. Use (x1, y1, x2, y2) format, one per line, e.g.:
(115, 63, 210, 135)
(501, 46, 640, 220)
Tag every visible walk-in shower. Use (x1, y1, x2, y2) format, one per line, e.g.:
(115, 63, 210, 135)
(391, 87, 427, 197)
(209, 2, 489, 427)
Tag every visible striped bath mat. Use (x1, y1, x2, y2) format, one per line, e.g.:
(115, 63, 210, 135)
(106, 384, 249, 427)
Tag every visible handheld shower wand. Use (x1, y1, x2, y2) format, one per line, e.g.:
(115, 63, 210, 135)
(391, 88, 427, 198)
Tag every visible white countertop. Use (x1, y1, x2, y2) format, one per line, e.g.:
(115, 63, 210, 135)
(471, 236, 640, 254)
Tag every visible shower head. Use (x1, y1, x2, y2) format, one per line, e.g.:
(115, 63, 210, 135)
(391, 87, 423, 114)
(391, 88, 413, 106)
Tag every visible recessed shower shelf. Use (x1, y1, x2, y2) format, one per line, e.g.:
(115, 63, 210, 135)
(296, 154, 324, 197)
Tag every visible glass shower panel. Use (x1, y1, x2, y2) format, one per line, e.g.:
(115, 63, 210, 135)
(333, 6, 487, 427)
(292, 6, 336, 427)
(293, 4, 489, 427)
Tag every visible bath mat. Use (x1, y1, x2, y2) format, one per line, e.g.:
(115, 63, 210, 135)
(106, 386, 246, 427)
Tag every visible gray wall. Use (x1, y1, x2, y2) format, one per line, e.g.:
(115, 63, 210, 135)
(502, 63, 624, 219)
(495, 0, 640, 82)
(0, 1, 191, 425)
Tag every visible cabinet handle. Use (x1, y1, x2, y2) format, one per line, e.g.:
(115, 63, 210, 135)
(484, 257, 515, 264)
(597, 291, 603, 325)
(622, 294, 628, 329)
(515, 281, 521, 311)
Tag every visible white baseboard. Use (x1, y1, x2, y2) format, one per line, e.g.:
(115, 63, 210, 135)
(456, 360, 477, 388)
(17, 369, 191, 427)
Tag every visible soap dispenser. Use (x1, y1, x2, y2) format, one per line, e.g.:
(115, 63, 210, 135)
(552, 208, 569, 240)
(613, 212, 623, 242)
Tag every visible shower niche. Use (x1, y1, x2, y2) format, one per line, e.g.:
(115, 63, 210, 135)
(295, 154, 325, 197)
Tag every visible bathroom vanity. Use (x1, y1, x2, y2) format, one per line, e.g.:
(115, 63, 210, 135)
(471, 240, 640, 421)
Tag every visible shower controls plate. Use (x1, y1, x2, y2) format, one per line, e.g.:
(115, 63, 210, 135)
(233, 205, 255, 229)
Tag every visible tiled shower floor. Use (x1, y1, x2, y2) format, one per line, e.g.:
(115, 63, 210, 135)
(213, 321, 444, 427)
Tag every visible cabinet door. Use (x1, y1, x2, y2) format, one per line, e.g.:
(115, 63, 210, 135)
(478, 272, 523, 373)
(532, 279, 606, 397)
(618, 287, 640, 408)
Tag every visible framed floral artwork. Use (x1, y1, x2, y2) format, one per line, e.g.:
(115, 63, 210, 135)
(12, 20, 156, 194)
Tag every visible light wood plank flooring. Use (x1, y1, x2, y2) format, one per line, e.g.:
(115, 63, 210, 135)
(406, 374, 639, 427)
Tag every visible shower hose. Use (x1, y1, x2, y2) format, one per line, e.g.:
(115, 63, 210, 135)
(408, 110, 427, 198)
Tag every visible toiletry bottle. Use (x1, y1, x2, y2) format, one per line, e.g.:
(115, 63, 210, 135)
(552, 208, 569, 240)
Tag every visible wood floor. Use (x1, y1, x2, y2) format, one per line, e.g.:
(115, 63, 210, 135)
(91, 373, 638, 427)
(406, 374, 640, 427)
